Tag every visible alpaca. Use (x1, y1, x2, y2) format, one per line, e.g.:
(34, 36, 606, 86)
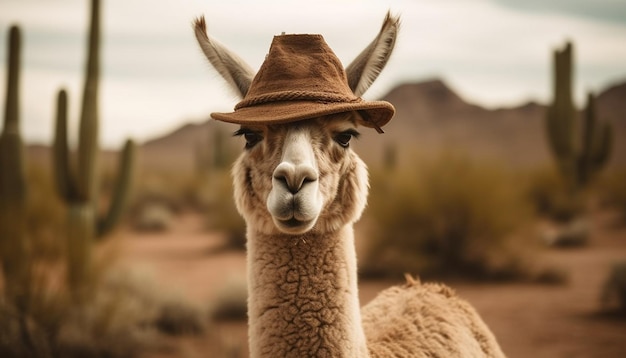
(193, 13, 506, 357)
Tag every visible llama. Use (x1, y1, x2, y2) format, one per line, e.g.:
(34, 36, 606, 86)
(193, 13, 506, 357)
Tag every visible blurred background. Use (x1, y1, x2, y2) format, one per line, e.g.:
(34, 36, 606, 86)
(1, 0, 625, 357)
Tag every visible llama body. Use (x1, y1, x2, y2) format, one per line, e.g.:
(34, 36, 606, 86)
(194, 13, 506, 358)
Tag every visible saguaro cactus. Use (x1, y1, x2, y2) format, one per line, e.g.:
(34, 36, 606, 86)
(0, 25, 30, 306)
(52, 0, 135, 293)
(546, 41, 612, 191)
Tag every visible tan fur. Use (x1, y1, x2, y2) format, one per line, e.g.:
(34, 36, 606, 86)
(363, 278, 505, 357)
(194, 12, 506, 358)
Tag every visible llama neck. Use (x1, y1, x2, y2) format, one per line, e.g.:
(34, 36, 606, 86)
(246, 225, 368, 358)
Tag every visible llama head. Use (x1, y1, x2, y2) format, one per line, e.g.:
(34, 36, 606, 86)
(193, 13, 399, 235)
(230, 113, 369, 235)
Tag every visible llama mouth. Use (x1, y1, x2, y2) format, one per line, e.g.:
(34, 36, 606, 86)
(281, 218, 307, 228)
(275, 217, 316, 233)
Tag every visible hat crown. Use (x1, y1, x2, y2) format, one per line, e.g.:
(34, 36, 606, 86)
(237, 34, 358, 110)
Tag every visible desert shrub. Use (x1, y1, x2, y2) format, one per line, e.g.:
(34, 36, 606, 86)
(93, 267, 207, 336)
(523, 166, 583, 222)
(0, 266, 207, 358)
(209, 275, 248, 321)
(362, 152, 532, 280)
(204, 170, 247, 251)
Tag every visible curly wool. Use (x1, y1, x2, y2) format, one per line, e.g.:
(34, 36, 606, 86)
(362, 277, 506, 358)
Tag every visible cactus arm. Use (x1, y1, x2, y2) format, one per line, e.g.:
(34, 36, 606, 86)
(577, 92, 596, 186)
(97, 139, 136, 238)
(53, 89, 79, 201)
(584, 92, 612, 173)
(77, 0, 100, 202)
(591, 121, 612, 172)
(581, 92, 596, 161)
(3, 26, 20, 135)
(577, 92, 613, 186)
(546, 44, 575, 162)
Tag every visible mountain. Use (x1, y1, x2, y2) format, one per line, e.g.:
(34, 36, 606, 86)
(597, 81, 626, 132)
(353, 79, 549, 167)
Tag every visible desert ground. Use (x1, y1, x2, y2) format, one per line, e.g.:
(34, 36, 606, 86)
(109, 205, 626, 358)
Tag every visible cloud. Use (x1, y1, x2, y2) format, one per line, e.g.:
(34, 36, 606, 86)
(492, 0, 626, 24)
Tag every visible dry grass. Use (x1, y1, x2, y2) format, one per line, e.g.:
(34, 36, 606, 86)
(362, 151, 536, 280)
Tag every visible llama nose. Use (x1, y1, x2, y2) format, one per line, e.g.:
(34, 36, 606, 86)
(273, 162, 319, 194)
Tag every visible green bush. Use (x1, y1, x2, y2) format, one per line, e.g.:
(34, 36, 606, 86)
(362, 152, 532, 280)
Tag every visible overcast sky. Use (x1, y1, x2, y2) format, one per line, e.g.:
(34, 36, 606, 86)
(1, 0, 625, 148)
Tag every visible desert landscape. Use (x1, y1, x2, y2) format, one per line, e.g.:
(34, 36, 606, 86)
(2, 0, 626, 357)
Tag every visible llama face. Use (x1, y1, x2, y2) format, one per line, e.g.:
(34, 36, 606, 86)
(231, 113, 369, 236)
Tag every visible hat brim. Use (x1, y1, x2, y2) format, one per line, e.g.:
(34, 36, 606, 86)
(211, 100, 394, 130)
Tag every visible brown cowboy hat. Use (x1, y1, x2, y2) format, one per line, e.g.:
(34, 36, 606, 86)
(210, 34, 395, 131)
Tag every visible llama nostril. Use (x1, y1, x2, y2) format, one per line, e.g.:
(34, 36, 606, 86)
(274, 174, 292, 193)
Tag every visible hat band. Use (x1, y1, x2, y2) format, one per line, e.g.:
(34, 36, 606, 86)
(235, 90, 361, 110)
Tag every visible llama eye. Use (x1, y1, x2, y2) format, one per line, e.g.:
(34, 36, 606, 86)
(334, 130, 360, 148)
(234, 129, 263, 149)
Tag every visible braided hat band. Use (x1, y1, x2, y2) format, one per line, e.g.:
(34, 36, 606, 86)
(235, 91, 361, 110)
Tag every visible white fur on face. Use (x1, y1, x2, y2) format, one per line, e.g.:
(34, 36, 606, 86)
(231, 114, 370, 236)
(266, 126, 324, 234)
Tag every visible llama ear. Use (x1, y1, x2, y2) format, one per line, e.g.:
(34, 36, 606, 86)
(193, 16, 255, 98)
(345, 12, 400, 97)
